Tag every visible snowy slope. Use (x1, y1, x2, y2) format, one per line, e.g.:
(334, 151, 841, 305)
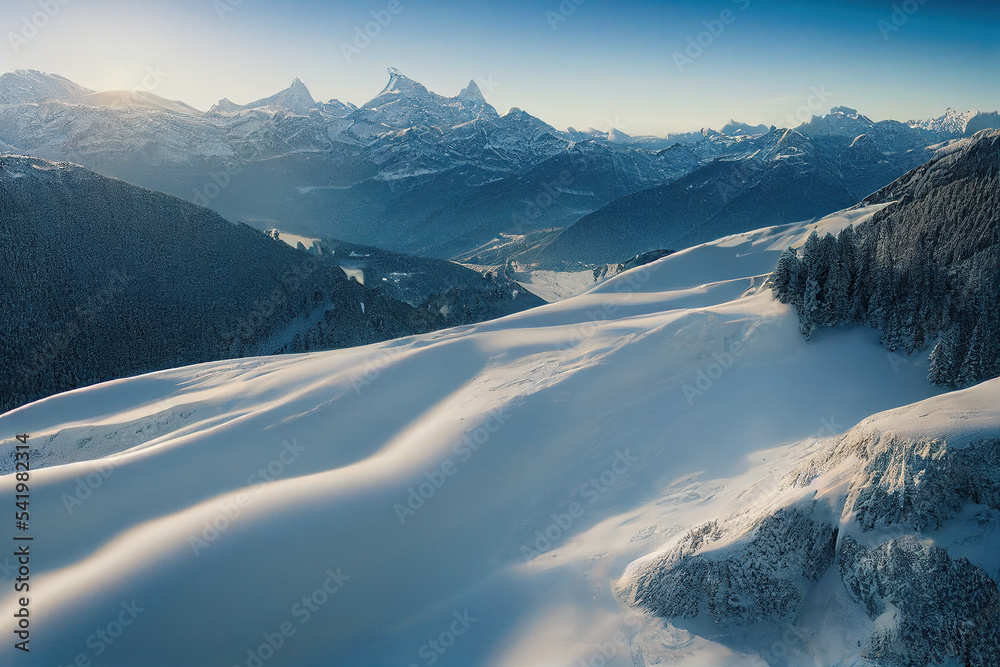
(0, 204, 950, 666)
(622, 376, 1000, 665)
(0, 69, 93, 104)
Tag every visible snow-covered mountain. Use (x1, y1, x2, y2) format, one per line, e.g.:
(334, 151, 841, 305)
(356, 67, 498, 129)
(317, 237, 544, 324)
(0, 69, 92, 104)
(720, 119, 770, 136)
(1, 69, 986, 263)
(623, 377, 1000, 666)
(209, 76, 328, 116)
(908, 107, 1000, 139)
(81, 90, 203, 117)
(7, 192, 987, 664)
(537, 120, 939, 266)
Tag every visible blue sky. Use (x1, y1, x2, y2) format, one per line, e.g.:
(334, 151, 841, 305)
(1, 0, 997, 134)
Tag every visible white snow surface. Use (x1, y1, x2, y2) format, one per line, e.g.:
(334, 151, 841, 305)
(0, 204, 951, 666)
(514, 269, 599, 302)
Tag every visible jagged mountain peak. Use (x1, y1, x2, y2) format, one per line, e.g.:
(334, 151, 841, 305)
(498, 106, 560, 133)
(502, 106, 537, 120)
(457, 79, 485, 103)
(210, 97, 239, 114)
(795, 106, 877, 137)
(351, 68, 508, 132)
(209, 76, 317, 115)
(272, 76, 316, 110)
(606, 127, 631, 143)
(378, 67, 428, 96)
(453, 79, 499, 119)
(358, 68, 440, 115)
(766, 126, 814, 155)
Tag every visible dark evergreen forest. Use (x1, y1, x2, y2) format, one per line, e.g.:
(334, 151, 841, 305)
(772, 130, 1000, 388)
(0, 157, 440, 414)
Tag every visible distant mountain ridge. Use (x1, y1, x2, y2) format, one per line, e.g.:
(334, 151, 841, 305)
(0, 68, 995, 264)
(209, 76, 327, 115)
(537, 119, 944, 266)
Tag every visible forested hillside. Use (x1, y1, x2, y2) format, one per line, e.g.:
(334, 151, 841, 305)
(0, 156, 438, 414)
(772, 129, 1000, 388)
(318, 238, 544, 322)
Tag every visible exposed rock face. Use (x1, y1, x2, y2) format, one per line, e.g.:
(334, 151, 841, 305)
(626, 508, 838, 626)
(621, 379, 1000, 665)
(839, 536, 1000, 667)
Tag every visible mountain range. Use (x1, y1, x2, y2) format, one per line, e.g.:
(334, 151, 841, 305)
(2, 68, 997, 268)
(539, 107, 986, 266)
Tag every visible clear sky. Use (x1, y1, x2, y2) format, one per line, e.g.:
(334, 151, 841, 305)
(1, 0, 997, 135)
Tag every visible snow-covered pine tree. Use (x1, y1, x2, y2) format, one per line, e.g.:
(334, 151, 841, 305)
(958, 324, 988, 387)
(927, 336, 954, 387)
(799, 231, 841, 336)
(771, 247, 801, 306)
